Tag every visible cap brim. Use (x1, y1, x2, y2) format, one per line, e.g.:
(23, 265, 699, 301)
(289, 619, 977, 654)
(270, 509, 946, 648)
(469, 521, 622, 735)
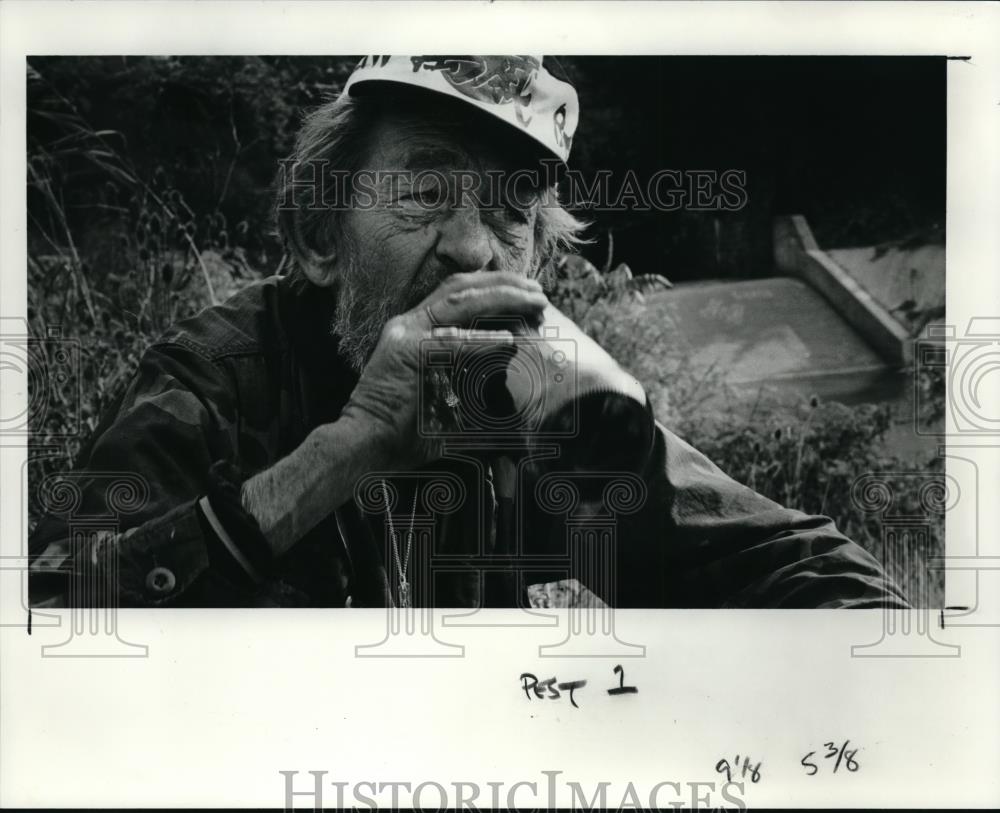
(348, 77, 569, 171)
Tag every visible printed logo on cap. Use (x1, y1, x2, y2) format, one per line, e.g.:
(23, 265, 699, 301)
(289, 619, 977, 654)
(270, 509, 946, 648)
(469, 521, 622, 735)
(347, 55, 579, 164)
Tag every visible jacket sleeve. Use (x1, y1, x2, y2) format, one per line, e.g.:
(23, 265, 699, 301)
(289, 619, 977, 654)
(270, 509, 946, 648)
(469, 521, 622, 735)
(623, 421, 910, 609)
(29, 340, 268, 607)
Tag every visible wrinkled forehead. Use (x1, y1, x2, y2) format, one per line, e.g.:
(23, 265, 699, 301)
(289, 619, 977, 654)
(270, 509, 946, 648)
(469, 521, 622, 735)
(360, 90, 547, 177)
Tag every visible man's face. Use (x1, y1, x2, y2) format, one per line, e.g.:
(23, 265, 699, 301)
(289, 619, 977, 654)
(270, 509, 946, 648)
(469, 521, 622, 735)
(331, 110, 541, 371)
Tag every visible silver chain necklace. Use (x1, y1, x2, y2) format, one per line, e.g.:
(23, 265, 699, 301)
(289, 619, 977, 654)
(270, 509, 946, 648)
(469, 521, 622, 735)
(381, 479, 419, 608)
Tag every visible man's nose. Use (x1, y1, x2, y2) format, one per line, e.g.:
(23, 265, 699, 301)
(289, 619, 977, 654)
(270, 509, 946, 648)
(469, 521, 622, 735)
(434, 205, 494, 274)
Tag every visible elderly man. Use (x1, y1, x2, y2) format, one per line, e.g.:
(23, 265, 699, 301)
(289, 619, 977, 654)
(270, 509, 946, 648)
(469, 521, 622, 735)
(30, 55, 907, 609)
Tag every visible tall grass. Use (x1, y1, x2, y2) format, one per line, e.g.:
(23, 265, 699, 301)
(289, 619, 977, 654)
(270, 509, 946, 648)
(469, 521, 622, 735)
(27, 63, 262, 526)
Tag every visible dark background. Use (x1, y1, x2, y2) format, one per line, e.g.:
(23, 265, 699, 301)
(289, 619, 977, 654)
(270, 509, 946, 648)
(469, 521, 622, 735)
(562, 56, 945, 278)
(28, 55, 946, 282)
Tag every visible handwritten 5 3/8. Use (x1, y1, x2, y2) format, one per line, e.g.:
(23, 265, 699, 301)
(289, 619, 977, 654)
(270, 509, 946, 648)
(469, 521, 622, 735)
(801, 740, 860, 775)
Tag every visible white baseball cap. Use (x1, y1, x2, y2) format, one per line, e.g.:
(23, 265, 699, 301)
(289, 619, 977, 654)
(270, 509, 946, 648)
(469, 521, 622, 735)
(344, 55, 579, 165)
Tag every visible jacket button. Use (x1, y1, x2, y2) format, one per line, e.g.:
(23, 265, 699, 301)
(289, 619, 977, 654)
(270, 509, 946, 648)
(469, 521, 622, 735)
(146, 566, 176, 595)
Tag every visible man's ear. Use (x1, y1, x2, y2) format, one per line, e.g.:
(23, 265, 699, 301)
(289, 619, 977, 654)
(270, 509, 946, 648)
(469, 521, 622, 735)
(298, 248, 340, 288)
(282, 212, 340, 287)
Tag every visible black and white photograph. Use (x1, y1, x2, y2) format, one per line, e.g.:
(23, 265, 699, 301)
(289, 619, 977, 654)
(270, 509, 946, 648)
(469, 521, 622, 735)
(23, 54, 945, 611)
(1, 2, 998, 811)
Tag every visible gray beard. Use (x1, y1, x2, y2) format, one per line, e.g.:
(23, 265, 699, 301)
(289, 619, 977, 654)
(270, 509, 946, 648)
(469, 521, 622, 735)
(330, 259, 462, 432)
(330, 256, 440, 373)
(332, 259, 559, 441)
(331, 264, 395, 373)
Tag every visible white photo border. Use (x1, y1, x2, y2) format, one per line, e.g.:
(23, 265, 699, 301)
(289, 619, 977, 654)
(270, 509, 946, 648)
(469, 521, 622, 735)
(2, 1, 998, 808)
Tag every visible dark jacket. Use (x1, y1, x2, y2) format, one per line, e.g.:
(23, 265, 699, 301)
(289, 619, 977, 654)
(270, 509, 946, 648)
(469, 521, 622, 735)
(29, 273, 908, 609)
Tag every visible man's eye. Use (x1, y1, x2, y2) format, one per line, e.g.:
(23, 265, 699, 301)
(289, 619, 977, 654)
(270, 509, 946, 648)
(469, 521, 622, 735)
(404, 185, 447, 207)
(487, 215, 531, 248)
(482, 197, 529, 224)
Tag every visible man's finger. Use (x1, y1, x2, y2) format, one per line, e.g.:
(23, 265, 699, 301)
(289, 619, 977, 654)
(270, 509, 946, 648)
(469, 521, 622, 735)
(427, 285, 548, 328)
(441, 270, 543, 293)
(418, 271, 542, 310)
(421, 328, 517, 366)
(426, 327, 516, 344)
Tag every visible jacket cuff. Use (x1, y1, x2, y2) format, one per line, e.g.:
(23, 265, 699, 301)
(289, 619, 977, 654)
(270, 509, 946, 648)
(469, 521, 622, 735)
(105, 499, 212, 605)
(197, 460, 273, 585)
